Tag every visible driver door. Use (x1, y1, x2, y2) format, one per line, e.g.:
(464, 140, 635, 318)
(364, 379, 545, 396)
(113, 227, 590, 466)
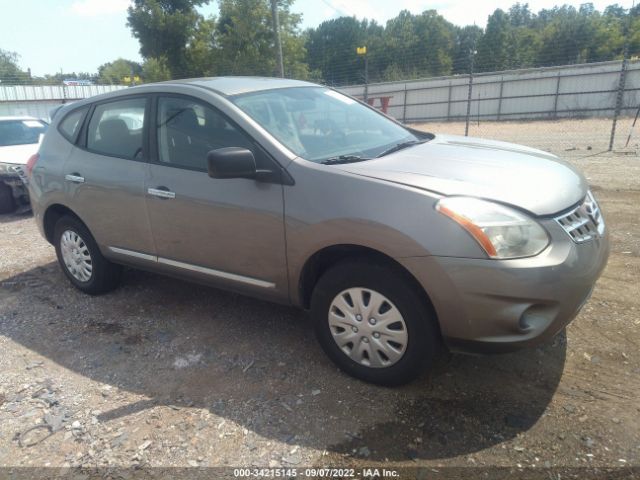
(144, 95, 288, 301)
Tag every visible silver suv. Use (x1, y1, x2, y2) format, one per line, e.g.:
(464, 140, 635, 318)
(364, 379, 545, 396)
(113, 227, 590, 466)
(28, 77, 609, 385)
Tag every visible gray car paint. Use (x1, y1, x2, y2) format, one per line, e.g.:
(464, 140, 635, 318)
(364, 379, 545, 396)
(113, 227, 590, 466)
(333, 134, 587, 216)
(63, 146, 155, 257)
(29, 77, 609, 351)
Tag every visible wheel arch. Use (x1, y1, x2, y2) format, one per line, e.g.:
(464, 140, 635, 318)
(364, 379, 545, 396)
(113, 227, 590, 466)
(42, 203, 85, 244)
(298, 244, 439, 330)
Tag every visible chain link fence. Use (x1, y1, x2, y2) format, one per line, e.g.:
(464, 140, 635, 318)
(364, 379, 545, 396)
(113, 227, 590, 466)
(340, 59, 640, 158)
(3, 60, 639, 159)
(2, 64, 640, 160)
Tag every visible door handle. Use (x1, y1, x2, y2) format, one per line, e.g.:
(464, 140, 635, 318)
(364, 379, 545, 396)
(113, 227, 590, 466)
(148, 187, 176, 199)
(65, 173, 85, 183)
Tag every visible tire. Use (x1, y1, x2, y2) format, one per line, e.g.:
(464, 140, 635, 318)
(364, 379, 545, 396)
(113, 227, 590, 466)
(0, 182, 15, 214)
(311, 259, 439, 386)
(53, 215, 122, 295)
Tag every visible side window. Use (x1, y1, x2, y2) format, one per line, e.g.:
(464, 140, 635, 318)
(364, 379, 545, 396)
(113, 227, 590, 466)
(157, 96, 254, 171)
(87, 98, 146, 159)
(59, 107, 87, 142)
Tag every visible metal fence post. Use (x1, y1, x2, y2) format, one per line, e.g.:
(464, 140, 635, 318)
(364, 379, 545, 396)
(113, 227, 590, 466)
(402, 84, 408, 123)
(497, 76, 504, 121)
(465, 72, 474, 136)
(609, 58, 628, 151)
(553, 72, 561, 118)
(609, 15, 631, 151)
(446, 81, 452, 121)
(465, 50, 476, 136)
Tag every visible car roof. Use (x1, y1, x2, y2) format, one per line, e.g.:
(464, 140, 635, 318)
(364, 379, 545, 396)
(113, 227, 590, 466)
(164, 76, 318, 96)
(51, 77, 322, 115)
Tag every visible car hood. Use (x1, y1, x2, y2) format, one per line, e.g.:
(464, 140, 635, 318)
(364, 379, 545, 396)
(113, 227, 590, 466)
(336, 134, 587, 216)
(0, 143, 39, 166)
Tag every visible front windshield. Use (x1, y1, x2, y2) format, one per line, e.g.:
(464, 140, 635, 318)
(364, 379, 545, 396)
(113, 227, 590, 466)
(0, 119, 48, 147)
(231, 87, 418, 162)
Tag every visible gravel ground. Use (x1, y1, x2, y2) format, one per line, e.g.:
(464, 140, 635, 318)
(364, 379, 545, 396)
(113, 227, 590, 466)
(416, 116, 640, 158)
(0, 120, 639, 478)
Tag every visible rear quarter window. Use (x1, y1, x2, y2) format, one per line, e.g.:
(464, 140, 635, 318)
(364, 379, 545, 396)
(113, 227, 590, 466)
(59, 108, 88, 143)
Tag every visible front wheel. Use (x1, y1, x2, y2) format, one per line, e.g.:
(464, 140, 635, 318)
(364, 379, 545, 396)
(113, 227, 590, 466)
(311, 260, 439, 385)
(54, 215, 122, 295)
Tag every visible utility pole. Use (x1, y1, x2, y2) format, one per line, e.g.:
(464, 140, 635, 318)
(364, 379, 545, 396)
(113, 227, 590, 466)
(357, 46, 368, 102)
(364, 52, 369, 102)
(270, 0, 285, 78)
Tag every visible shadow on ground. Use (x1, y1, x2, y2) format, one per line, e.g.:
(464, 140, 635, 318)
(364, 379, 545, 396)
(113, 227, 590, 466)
(0, 210, 32, 224)
(0, 263, 566, 461)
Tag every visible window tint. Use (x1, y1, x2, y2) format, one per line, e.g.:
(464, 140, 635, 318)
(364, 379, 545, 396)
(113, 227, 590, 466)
(87, 98, 146, 159)
(157, 96, 253, 171)
(59, 108, 87, 142)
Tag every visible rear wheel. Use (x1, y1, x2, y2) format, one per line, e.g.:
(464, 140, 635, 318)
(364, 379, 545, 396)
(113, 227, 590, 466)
(311, 259, 439, 385)
(54, 215, 122, 295)
(0, 182, 15, 214)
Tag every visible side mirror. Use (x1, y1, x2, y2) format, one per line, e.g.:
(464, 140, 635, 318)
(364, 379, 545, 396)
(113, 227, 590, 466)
(207, 147, 258, 179)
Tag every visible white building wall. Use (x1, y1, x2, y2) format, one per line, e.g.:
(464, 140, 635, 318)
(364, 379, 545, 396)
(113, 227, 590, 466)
(0, 85, 127, 120)
(338, 60, 640, 122)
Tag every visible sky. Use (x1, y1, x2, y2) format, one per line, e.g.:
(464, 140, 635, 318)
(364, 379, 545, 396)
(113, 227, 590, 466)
(0, 0, 635, 77)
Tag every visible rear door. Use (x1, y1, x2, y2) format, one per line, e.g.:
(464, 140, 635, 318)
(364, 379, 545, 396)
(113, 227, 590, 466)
(62, 96, 155, 259)
(144, 94, 288, 300)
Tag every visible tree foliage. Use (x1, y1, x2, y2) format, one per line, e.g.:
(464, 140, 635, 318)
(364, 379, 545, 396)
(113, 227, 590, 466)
(0, 49, 27, 83)
(5, 2, 640, 86)
(126, 0, 307, 79)
(305, 2, 640, 83)
(98, 58, 143, 84)
(141, 57, 172, 82)
(127, 0, 209, 77)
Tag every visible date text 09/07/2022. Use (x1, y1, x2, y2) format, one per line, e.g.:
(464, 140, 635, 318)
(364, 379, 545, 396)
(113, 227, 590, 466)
(233, 467, 400, 478)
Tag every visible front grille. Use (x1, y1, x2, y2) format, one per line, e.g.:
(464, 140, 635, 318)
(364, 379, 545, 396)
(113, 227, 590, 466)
(10, 165, 24, 176)
(555, 191, 605, 243)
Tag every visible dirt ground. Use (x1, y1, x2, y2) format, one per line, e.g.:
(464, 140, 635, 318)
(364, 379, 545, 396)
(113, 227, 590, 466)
(417, 116, 640, 159)
(0, 119, 639, 479)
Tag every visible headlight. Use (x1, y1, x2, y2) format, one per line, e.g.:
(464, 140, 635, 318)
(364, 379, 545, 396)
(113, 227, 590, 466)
(436, 197, 549, 259)
(0, 162, 19, 175)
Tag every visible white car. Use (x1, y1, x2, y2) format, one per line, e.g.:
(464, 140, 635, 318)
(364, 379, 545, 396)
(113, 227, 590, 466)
(0, 116, 48, 213)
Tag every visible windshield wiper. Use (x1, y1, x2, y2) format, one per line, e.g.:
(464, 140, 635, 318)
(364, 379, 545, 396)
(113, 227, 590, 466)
(320, 155, 371, 165)
(376, 139, 427, 158)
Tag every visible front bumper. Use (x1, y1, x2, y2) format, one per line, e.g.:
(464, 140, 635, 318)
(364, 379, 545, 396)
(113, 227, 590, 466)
(399, 220, 610, 353)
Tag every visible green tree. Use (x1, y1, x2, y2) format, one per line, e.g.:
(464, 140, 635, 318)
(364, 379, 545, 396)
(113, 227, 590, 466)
(184, 16, 220, 77)
(381, 10, 455, 79)
(305, 16, 380, 85)
(508, 3, 534, 27)
(413, 10, 456, 76)
(506, 4, 540, 68)
(593, 6, 626, 61)
(98, 58, 143, 84)
(476, 6, 539, 72)
(142, 57, 172, 82)
(216, 0, 308, 78)
(535, 5, 598, 66)
(452, 25, 483, 74)
(0, 49, 29, 84)
(476, 9, 511, 71)
(127, 0, 210, 78)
